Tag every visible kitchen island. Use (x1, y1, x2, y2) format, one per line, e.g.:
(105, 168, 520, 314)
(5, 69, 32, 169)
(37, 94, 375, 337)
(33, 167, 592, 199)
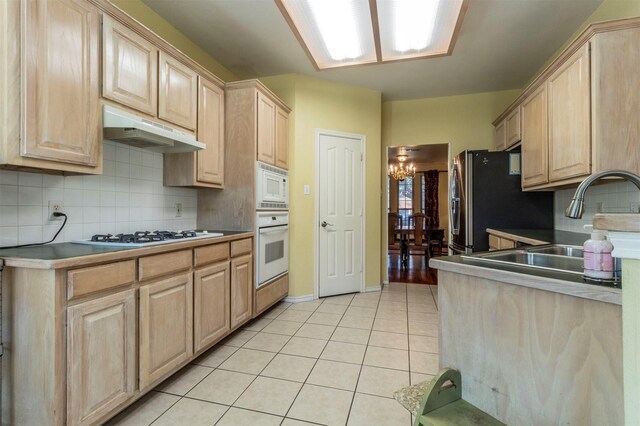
(430, 255, 622, 425)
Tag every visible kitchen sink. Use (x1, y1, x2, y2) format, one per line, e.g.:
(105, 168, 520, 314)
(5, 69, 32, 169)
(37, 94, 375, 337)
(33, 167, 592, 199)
(526, 244, 583, 257)
(461, 244, 585, 276)
(464, 250, 583, 274)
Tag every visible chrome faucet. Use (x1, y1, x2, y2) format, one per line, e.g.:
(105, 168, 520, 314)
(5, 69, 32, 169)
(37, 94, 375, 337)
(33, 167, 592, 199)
(565, 170, 640, 219)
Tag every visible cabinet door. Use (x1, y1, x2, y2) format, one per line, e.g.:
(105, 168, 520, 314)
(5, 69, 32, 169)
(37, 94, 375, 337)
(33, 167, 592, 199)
(505, 107, 522, 147)
(521, 85, 549, 188)
(67, 289, 136, 426)
(494, 120, 506, 151)
(194, 261, 230, 353)
(22, 0, 100, 166)
(231, 254, 253, 329)
(102, 15, 158, 116)
(275, 106, 289, 169)
(139, 272, 193, 390)
(257, 92, 276, 164)
(158, 52, 197, 130)
(548, 44, 591, 182)
(197, 77, 225, 185)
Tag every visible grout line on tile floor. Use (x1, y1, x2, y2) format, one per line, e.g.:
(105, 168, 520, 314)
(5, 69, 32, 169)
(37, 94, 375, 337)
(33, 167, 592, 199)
(344, 285, 383, 425)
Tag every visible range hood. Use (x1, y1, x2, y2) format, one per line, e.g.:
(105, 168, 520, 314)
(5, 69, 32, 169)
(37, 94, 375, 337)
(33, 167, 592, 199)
(103, 105, 205, 153)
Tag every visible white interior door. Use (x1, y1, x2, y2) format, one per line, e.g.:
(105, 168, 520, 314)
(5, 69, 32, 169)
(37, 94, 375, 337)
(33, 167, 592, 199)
(317, 130, 363, 297)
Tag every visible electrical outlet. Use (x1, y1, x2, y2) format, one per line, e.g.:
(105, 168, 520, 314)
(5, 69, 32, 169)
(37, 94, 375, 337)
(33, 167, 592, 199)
(48, 200, 63, 220)
(630, 201, 640, 213)
(175, 202, 182, 217)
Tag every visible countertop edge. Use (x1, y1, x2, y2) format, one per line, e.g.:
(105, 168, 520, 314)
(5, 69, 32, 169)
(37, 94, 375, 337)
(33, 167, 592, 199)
(485, 228, 549, 245)
(430, 257, 622, 305)
(0, 231, 255, 270)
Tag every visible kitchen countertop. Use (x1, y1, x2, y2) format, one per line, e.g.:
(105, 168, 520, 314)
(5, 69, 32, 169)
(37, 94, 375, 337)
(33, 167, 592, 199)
(0, 230, 253, 269)
(430, 255, 621, 305)
(486, 228, 590, 246)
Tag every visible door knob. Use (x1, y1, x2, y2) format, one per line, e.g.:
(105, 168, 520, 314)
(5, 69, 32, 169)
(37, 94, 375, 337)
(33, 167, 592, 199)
(321, 221, 334, 228)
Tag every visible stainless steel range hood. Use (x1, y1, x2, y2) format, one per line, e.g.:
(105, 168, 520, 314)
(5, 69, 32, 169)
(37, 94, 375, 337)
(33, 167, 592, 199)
(103, 105, 205, 153)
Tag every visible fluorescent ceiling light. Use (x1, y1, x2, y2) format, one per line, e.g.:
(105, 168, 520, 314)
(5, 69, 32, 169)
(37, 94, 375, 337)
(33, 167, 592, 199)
(275, 0, 467, 69)
(307, 0, 362, 61)
(394, 0, 440, 52)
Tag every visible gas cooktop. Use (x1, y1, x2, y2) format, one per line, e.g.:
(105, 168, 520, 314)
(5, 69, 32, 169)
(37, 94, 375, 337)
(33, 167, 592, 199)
(72, 230, 224, 247)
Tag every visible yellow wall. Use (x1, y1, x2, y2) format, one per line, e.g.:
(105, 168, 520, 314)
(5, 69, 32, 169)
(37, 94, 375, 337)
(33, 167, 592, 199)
(261, 74, 382, 297)
(110, 0, 238, 82)
(380, 89, 520, 278)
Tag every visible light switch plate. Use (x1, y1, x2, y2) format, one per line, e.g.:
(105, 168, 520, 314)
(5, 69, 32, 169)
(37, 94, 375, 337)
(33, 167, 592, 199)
(304, 184, 311, 195)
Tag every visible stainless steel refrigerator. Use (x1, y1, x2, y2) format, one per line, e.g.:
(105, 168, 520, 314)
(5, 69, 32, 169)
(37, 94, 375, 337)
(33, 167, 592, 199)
(449, 150, 553, 254)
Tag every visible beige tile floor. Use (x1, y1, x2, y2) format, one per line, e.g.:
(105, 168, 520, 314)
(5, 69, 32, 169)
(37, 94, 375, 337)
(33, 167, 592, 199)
(108, 282, 439, 426)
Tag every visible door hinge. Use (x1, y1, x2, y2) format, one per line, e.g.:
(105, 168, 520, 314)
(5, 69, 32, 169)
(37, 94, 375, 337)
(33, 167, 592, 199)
(360, 153, 363, 162)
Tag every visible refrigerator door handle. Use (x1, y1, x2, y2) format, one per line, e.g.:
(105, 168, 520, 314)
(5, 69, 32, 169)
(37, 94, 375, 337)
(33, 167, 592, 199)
(450, 165, 460, 236)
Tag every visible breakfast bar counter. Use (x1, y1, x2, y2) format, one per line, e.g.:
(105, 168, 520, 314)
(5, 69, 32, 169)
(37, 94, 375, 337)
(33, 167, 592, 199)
(429, 255, 622, 425)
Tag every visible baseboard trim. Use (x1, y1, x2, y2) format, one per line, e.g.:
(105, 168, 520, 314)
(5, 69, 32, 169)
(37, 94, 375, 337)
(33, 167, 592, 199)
(365, 285, 381, 293)
(284, 294, 315, 303)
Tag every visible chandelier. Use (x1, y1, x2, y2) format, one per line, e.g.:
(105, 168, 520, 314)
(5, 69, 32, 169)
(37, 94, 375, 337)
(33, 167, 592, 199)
(388, 154, 415, 181)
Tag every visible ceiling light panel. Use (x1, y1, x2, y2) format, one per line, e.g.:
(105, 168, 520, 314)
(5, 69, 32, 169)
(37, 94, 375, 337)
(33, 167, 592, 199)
(277, 0, 377, 69)
(377, 0, 466, 62)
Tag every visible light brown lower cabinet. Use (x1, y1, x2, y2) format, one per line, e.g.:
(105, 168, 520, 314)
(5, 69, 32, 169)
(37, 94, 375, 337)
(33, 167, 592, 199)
(2, 236, 255, 425)
(255, 274, 289, 315)
(139, 272, 193, 390)
(194, 261, 231, 353)
(67, 289, 136, 426)
(231, 254, 253, 329)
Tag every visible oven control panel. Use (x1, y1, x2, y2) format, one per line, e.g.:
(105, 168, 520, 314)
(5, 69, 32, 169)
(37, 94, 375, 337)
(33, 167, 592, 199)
(257, 211, 289, 228)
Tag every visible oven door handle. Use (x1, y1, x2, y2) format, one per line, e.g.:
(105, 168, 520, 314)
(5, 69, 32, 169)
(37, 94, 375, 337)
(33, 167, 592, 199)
(259, 225, 289, 235)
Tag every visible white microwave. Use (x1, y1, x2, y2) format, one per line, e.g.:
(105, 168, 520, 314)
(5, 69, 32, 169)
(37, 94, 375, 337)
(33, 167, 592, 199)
(256, 162, 288, 210)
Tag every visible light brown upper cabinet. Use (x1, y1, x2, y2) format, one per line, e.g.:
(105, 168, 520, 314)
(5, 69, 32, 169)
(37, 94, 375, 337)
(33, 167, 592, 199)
(521, 85, 549, 188)
(548, 44, 591, 182)
(102, 15, 158, 116)
(275, 107, 290, 169)
(493, 22, 640, 190)
(257, 92, 277, 165)
(13, 0, 102, 171)
(226, 80, 291, 170)
(158, 52, 198, 131)
(494, 119, 506, 151)
(505, 108, 522, 148)
(164, 76, 226, 188)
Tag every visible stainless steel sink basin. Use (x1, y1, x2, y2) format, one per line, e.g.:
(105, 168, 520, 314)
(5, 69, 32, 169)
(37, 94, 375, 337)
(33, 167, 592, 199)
(465, 250, 583, 274)
(461, 244, 585, 276)
(526, 245, 583, 257)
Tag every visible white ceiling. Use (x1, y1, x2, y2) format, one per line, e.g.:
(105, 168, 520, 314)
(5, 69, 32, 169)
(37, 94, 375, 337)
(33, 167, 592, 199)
(142, 0, 603, 100)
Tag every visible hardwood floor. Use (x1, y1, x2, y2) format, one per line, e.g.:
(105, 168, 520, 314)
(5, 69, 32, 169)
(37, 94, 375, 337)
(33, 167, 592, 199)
(387, 248, 440, 285)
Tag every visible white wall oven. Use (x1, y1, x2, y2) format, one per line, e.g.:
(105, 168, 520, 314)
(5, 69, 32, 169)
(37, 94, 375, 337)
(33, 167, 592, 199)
(256, 211, 289, 288)
(256, 162, 288, 210)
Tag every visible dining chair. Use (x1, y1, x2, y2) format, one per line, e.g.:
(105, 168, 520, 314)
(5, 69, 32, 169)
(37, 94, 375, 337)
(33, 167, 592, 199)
(388, 213, 403, 247)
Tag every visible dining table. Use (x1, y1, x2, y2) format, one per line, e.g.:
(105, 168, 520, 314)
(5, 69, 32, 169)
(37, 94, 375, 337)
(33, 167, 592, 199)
(395, 225, 445, 267)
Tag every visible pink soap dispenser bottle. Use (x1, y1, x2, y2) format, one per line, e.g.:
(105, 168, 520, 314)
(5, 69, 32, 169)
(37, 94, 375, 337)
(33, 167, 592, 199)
(583, 225, 614, 279)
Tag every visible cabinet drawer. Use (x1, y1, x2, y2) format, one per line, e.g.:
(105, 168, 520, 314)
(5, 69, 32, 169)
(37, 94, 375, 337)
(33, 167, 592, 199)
(195, 242, 229, 267)
(256, 274, 288, 315)
(230, 238, 252, 257)
(139, 249, 192, 281)
(67, 260, 135, 299)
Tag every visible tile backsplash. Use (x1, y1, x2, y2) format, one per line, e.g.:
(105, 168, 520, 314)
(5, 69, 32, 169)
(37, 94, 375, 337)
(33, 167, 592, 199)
(0, 141, 197, 246)
(554, 180, 640, 233)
